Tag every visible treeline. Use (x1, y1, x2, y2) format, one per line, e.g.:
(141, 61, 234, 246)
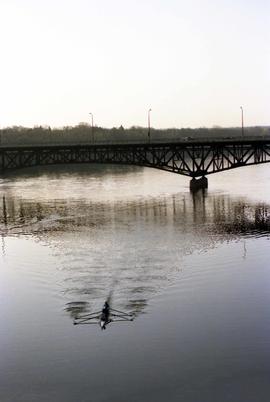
(0, 124, 269, 146)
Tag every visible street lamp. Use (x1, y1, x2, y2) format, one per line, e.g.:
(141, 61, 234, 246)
(89, 112, 94, 142)
(240, 106, 244, 138)
(148, 108, 152, 142)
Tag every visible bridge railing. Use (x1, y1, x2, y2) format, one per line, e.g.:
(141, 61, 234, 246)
(1, 135, 270, 148)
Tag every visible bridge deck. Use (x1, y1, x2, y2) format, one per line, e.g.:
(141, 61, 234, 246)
(1, 136, 270, 149)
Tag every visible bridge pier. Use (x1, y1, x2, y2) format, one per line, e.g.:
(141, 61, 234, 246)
(190, 176, 208, 192)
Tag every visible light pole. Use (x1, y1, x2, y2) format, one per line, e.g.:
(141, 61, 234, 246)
(240, 106, 244, 138)
(89, 112, 94, 142)
(148, 108, 152, 142)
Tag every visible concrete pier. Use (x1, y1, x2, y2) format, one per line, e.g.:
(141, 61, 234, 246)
(190, 176, 208, 192)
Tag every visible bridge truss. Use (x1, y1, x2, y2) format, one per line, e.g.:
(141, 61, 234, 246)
(1, 140, 270, 178)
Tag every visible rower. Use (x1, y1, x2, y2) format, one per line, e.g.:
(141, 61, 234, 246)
(102, 301, 109, 315)
(100, 301, 110, 330)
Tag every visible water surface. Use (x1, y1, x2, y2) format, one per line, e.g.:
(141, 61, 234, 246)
(1, 164, 270, 402)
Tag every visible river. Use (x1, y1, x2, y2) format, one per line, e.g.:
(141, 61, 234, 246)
(1, 164, 270, 402)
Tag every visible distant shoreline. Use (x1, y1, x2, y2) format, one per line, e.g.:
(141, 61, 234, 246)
(0, 125, 269, 147)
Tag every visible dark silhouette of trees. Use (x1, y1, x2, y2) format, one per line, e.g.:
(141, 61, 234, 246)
(0, 124, 269, 146)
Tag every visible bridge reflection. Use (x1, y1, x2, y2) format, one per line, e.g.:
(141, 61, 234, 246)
(1, 190, 270, 319)
(1, 192, 270, 237)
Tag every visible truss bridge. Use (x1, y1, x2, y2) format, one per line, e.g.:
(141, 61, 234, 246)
(1, 139, 270, 190)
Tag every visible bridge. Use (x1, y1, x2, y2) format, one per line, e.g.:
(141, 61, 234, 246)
(1, 138, 270, 190)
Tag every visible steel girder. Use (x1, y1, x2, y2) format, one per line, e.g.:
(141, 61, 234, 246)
(1, 142, 270, 177)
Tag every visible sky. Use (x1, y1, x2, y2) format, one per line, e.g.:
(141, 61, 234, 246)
(0, 0, 269, 129)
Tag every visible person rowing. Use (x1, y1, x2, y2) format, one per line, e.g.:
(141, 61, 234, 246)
(73, 300, 134, 330)
(100, 301, 111, 330)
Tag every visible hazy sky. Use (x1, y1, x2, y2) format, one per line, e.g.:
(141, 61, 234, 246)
(0, 0, 269, 128)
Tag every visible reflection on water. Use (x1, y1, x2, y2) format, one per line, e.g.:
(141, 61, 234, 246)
(1, 175, 270, 321)
(1, 164, 270, 402)
(65, 301, 90, 319)
(1, 188, 270, 238)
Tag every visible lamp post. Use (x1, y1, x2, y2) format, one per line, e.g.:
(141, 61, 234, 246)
(89, 112, 94, 142)
(240, 106, 244, 138)
(148, 108, 152, 142)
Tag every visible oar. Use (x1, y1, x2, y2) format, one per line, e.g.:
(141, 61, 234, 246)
(74, 315, 99, 324)
(75, 310, 101, 319)
(110, 308, 133, 316)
